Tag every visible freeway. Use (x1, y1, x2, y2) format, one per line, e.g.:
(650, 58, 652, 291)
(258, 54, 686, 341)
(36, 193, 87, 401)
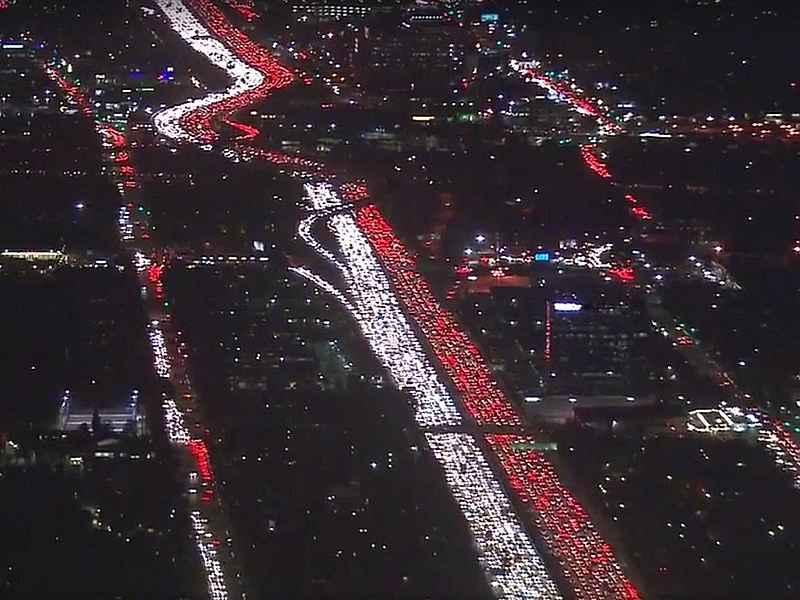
(152, 0, 293, 144)
(151, 0, 325, 176)
(293, 184, 463, 429)
(292, 184, 561, 597)
(148, 1, 641, 598)
(43, 63, 242, 600)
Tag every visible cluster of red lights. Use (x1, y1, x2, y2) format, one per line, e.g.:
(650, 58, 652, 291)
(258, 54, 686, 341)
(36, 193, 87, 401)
(190, 0, 289, 75)
(454, 263, 471, 278)
(148, 263, 166, 300)
(104, 135, 131, 173)
(179, 0, 294, 142)
(522, 66, 601, 117)
(224, 0, 259, 22)
(100, 125, 141, 195)
(487, 435, 642, 600)
(46, 51, 139, 209)
(624, 194, 653, 221)
(188, 439, 215, 485)
(231, 142, 324, 172)
(340, 181, 371, 202)
(43, 66, 93, 118)
(518, 64, 622, 132)
(356, 205, 522, 427)
(45, 69, 141, 239)
(188, 439, 216, 503)
(221, 115, 259, 140)
(99, 126, 126, 149)
(579, 145, 613, 179)
(581, 146, 655, 222)
(608, 267, 635, 283)
(147, 264, 164, 282)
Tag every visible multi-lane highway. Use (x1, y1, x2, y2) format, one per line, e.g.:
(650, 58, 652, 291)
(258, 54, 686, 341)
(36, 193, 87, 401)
(146, 1, 641, 598)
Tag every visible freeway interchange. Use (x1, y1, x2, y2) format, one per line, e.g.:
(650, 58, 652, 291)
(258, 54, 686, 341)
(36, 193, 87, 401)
(24, 0, 800, 597)
(142, 0, 642, 599)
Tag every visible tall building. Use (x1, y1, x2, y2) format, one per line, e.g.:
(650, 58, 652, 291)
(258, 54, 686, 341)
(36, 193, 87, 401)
(545, 296, 637, 396)
(520, 286, 657, 423)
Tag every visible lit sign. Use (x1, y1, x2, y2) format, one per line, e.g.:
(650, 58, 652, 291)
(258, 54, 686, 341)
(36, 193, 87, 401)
(553, 302, 582, 312)
(481, 13, 499, 23)
(534, 252, 551, 262)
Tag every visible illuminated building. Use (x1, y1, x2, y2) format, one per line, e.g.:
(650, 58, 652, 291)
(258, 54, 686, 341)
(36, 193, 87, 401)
(545, 296, 642, 397)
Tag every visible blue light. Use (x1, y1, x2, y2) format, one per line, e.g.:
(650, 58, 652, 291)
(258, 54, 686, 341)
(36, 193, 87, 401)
(534, 252, 551, 262)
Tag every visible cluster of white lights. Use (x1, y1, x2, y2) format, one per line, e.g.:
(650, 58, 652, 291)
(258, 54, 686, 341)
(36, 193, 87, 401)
(152, 0, 265, 143)
(190, 511, 229, 600)
(553, 243, 613, 270)
(297, 187, 576, 594)
(118, 205, 134, 241)
(133, 251, 152, 271)
(148, 320, 172, 379)
(685, 407, 800, 488)
(686, 406, 760, 434)
(163, 397, 190, 445)
(757, 419, 800, 489)
(425, 433, 562, 600)
(185, 255, 271, 266)
(296, 183, 462, 428)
